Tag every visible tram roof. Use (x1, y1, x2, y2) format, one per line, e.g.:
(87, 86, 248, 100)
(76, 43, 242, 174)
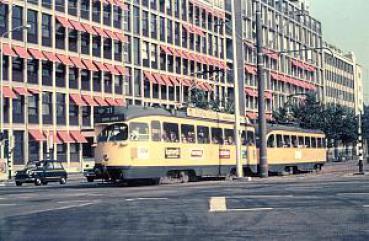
(264, 123, 325, 135)
(95, 106, 245, 124)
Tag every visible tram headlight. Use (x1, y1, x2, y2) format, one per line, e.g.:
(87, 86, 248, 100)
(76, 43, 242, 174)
(103, 154, 109, 162)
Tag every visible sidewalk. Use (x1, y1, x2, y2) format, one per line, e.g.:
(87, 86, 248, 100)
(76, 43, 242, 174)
(321, 159, 369, 175)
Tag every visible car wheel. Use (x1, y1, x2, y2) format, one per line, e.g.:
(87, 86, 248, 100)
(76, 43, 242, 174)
(34, 178, 42, 186)
(60, 177, 67, 185)
(42, 180, 48, 185)
(86, 177, 94, 183)
(15, 181, 22, 187)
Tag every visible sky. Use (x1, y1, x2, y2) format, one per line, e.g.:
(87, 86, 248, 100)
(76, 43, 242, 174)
(309, 0, 369, 104)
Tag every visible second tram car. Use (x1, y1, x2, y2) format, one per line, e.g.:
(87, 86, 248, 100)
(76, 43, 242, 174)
(93, 106, 326, 182)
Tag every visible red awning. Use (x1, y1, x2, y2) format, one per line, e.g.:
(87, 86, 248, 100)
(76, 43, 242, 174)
(82, 95, 98, 106)
(181, 78, 192, 87)
(13, 86, 31, 96)
(115, 98, 125, 106)
(94, 61, 109, 72)
(70, 130, 88, 143)
(2, 43, 16, 57)
(28, 88, 39, 95)
(264, 91, 273, 99)
(70, 56, 86, 69)
(245, 65, 257, 75)
(114, 32, 129, 43)
(160, 45, 172, 55)
(28, 48, 47, 61)
(203, 82, 213, 92)
(168, 75, 180, 85)
(168, 47, 181, 57)
(115, 65, 130, 76)
(152, 73, 165, 85)
(81, 59, 98, 72)
(93, 26, 108, 38)
(144, 71, 157, 84)
(29, 129, 46, 142)
(105, 97, 117, 106)
(161, 75, 173, 86)
(104, 63, 120, 75)
(2, 86, 17, 98)
(94, 96, 109, 106)
(57, 131, 74, 143)
(56, 54, 73, 66)
(69, 19, 86, 32)
(70, 94, 87, 106)
(246, 112, 258, 120)
(244, 88, 258, 97)
(13, 46, 31, 59)
(104, 29, 119, 40)
(43, 51, 61, 63)
(44, 131, 63, 144)
(56, 16, 73, 28)
(80, 23, 97, 35)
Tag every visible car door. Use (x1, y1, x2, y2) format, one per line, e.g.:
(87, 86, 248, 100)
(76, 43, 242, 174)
(43, 161, 55, 181)
(53, 162, 65, 179)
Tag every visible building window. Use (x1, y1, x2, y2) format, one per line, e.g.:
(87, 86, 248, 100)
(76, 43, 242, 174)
(55, 63, 66, 87)
(92, 1, 101, 23)
(42, 61, 53, 86)
(27, 10, 38, 44)
(28, 94, 39, 124)
(55, 22, 66, 49)
(68, 0, 78, 16)
(0, 4, 8, 35)
(13, 131, 24, 165)
(92, 36, 101, 57)
(42, 92, 53, 124)
(93, 71, 102, 92)
(27, 59, 39, 84)
(103, 39, 112, 59)
(104, 74, 113, 93)
(12, 57, 24, 82)
(69, 67, 79, 89)
(56, 93, 66, 125)
(55, 0, 65, 12)
(12, 5, 23, 41)
(80, 0, 90, 19)
(81, 32, 90, 55)
(113, 6, 122, 29)
(69, 29, 78, 52)
(69, 102, 79, 126)
(42, 14, 52, 47)
(12, 97, 24, 123)
(103, 4, 111, 26)
(81, 70, 90, 91)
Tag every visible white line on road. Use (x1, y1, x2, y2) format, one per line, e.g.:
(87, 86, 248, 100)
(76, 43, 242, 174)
(228, 195, 294, 199)
(209, 197, 276, 213)
(227, 208, 275, 212)
(362, 205, 369, 208)
(125, 198, 169, 201)
(23, 202, 95, 215)
(337, 193, 369, 196)
(0, 203, 16, 206)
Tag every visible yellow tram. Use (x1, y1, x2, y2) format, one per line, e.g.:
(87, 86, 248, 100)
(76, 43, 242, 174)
(94, 106, 326, 181)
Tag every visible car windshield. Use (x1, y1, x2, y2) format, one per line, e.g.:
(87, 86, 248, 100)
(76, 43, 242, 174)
(97, 123, 128, 143)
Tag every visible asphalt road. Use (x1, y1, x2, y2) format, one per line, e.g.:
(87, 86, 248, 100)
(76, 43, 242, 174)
(1, 174, 369, 241)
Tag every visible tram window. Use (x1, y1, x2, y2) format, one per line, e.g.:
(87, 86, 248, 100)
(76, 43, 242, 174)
(322, 138, 327, 148)
(311, 138, 317, 148)
(129, 122, 149, 141)
(299, 136, 304, 147)
(317, 138, 322, 148)
(292, 136, 298, 147)
(181, 124, 195, 143)
(276, 135, 283, 148)
(267, 135, 275, 148)
(151, 121, 161, 142)
(211, 128, 223, 144)
(224, 129, 235, 145)
(247, 131, 255, 145)
(305, 137, 311, 148)
(197, 126, 210, 144)
(283, 135, 291, 147)
(97, 123, 128, 142)
(163, 122, 179, 143)
(241, 131, 247, 146)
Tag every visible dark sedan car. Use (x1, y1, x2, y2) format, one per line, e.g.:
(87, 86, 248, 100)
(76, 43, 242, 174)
(15, 160, 68, 186)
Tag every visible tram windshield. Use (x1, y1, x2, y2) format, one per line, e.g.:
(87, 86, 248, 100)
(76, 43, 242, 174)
(98, 123, 128, 142)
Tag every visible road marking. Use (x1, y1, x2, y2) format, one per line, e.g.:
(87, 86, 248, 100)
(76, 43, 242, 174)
(337, 193, 369, 196)
(209, 196, 278, 213)
(362, 205, 369, 208)
(209, 197, 227, 212)
(228, 195, 294, 199)
(0, 203, 16, 206)
(23, 202, 95, 215)
(125, 198, 169, 202)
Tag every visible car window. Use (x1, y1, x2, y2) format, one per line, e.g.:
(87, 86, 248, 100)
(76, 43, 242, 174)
(53, 162, 62, 169)
(44, 162, 54, 170)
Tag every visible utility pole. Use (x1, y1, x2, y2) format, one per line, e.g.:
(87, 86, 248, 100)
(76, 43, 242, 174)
(231, 0, 243, 178)
(358, 111, 364, 174)
(256, 0, 268, 178)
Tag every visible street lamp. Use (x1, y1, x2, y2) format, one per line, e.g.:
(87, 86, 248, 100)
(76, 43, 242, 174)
(0, 24, 31, 179)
